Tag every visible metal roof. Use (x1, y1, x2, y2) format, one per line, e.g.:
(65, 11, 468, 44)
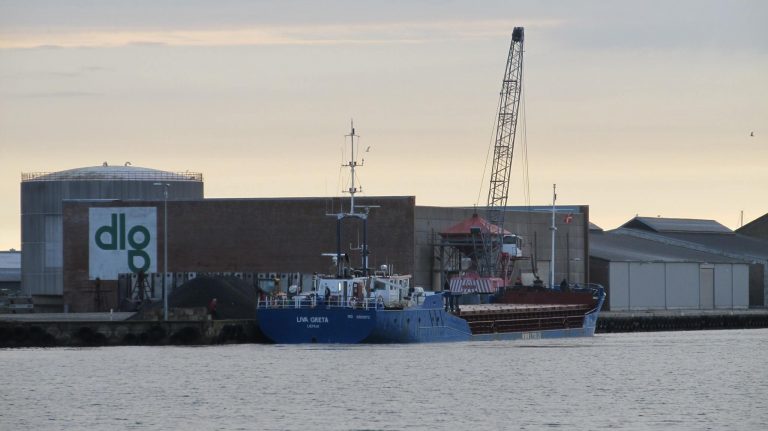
(0, 251, 20, 267)
(740, 212, 768, 229)
(440, 214, 510, 236)
(621, 217, 732, 234)
(22, 165, 203, 182)
(659, 232, 768, 261)
(460, 205, 585, 214)
(737, 212, 768, 240)
(590, 231, 745, 263)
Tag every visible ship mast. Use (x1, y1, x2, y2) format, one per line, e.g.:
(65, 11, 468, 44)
(332, 120, 369, 276)
(346, 121, 359, 215)
(549, 184, 557, 289)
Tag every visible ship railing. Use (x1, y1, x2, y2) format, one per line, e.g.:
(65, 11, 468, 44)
(257, 295, 383, 310)
(570, 282, 605, 296)
(569, 283, 606, 313)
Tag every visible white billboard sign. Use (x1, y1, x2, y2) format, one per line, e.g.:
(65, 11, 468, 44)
(89, 207, 157, 280)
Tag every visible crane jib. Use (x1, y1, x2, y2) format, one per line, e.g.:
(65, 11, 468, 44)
(480, 27, 525, 280)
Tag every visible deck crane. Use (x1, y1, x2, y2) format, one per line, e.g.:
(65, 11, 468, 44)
(479, 27, 525, 281)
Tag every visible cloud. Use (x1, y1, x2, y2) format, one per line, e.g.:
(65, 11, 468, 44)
(0, 19, 562, 50)
(2, 91, 100, 98)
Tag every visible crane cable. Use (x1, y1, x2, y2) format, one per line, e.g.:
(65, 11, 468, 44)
(475, 105, 498, 207)
(520, 81, 531, 207)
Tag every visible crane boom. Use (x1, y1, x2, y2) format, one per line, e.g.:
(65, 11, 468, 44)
(480, 27, 524, 277)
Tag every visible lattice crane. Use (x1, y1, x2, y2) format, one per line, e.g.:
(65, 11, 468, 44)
(479, 27, 525, 278)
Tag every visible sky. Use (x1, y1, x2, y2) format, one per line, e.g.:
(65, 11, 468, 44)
(1, 0, 766, 250)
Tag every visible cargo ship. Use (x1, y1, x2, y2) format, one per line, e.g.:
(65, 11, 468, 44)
(256, 273, 605, 344)
(256, 122, 606, 344)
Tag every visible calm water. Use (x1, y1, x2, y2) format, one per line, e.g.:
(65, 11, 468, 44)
(1, 329, 766, 430)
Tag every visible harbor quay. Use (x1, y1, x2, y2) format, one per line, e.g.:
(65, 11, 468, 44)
(0, 310, 265, 348)
(597, 309, 768, 333)
(2, 309, 767, 347)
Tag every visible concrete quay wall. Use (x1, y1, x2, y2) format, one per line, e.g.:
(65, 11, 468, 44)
(0, 318, 266, 348)
(597, 310, 768, 333)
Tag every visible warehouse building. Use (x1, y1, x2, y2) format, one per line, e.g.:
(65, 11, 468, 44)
(591, 217, 767, 309)
(590, 227, 749, 310)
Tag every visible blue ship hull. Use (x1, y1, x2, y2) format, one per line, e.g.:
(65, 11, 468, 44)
(257, 288, 604, 344)
(366, 293, 601, 343)
(257, 305, 376, 344)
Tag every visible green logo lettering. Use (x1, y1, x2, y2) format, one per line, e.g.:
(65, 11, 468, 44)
(93, 211, 153, 273)
(128, 250, 151, 272)
(95, 214, 118, 250)
(128, 225, 150, 250)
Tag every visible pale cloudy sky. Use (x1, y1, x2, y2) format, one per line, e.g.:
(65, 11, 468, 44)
(1, 0, 766, 250)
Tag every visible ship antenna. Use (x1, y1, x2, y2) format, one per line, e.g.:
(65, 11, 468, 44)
(346, 119, 359, 215)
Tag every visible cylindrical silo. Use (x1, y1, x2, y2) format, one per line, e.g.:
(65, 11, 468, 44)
(20, 164, 204, 310)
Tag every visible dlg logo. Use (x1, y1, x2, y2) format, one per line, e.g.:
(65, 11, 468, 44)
(89, 207, 157, 280)
(95, 213, 151, 272)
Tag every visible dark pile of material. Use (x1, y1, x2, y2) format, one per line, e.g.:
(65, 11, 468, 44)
(145, 276, 258, 319)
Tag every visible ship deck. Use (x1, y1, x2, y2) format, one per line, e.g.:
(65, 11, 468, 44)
(457, 303, 595, 334)
(458, 303, 591, 317)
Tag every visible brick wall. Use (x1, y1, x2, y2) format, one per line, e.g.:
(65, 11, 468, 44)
(63, 197, 415, 311)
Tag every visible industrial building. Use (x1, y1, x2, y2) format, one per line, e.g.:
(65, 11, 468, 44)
(20, 164, 204, 311)
(590, 217, 767, 310)
(62, 196, 416, 311)
(58, 197, 589, 312)
(591, 228, 749, 310)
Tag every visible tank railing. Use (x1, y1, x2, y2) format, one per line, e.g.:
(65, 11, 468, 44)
(21, 171, 203, 182)
(257, 295, 383, 310)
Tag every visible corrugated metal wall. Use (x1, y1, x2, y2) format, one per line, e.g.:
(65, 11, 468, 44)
(665, 263, 699, 308)
(608, 261, 749, 310)
(21, 179, 204, 297)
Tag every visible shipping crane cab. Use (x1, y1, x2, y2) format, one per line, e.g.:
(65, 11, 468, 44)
(502, 234, 523, 258)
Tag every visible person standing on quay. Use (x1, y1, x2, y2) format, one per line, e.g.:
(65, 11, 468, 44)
(208, 298, 218, 320)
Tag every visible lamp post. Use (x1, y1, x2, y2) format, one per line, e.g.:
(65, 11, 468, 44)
(153, 182, 170, 321)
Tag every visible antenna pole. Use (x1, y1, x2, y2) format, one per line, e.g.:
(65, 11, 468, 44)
(347, 120, 357, 215)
